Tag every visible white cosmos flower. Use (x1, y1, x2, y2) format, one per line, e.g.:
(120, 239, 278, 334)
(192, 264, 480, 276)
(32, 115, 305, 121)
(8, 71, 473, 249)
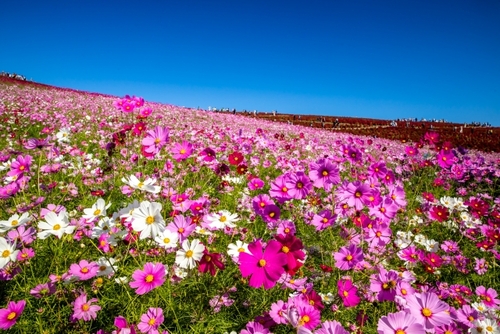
(82, 198, 111, 222)
(91, 216, 116, 238)
(131, 201, 165, 239)
(56, 128, 71, 143)
(96, 257, 118, 277)
(155, 229, 179, 249)
(0, 212, 31, 232)
(0, 237, 19, 270)
(118, 200, 141, 224)
(121, 174, 161, 194)
(175, 239, 205, 269)
(227, 240, 250, 263)
(205, 210, 239, 230)
(37, 211, 75, 240)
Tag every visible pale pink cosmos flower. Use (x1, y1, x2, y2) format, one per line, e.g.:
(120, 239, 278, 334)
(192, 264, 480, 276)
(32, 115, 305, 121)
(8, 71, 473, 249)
(71, 293, 101, 322)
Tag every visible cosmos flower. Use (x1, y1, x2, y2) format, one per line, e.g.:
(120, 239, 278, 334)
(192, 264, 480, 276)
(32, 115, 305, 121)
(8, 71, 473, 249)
(0, 300, 26, 330)
(0, 237, 19, 270)
(129, 262, 166, 295)
(377, 311, 425, 334)
(138, 307, 164, 334)
(175, 239, 205, 269)
(71, 293, 101, 322)
(37, 210, 75, 240)
(238, 239, 287, 289)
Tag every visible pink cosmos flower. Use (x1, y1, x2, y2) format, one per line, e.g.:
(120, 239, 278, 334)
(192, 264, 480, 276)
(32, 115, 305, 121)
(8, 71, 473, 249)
(252, 194, 274, 215)
(270, 300, 288, 325)
(171, 141, 193, 161)
(296, 301, 321, 330)
(72, 293, 101, 322)
(333, 244, 364, 270)
(285, 172, 312, 200)
(310, 210, 337, 231)
(166, 215, 195, 242)
(141, 126, 169, 156)
(338, 279, 360, 307)
(269, 173, 293, 203)
(7, 155, 32, 177)
(69, 259, 99, 281)
(240, 321, 270, 334)
(129, 262, 166, 295)
(315, 320, 349, 334)
(308, 158, 340, 191)
(475, 286, 500, 308)
(113, 316, 137, 334)
(370, 267, 399, 302)
(377, 311, 425, 334)
(239, 239, 287, 289)
(138, 307, 164, 334)
(275, 234, 305, 275)
(405, 292, 452, 331)
(0, 300, 26, 330)
(30, 282, 56, 299)
(248, 177, 265, 191)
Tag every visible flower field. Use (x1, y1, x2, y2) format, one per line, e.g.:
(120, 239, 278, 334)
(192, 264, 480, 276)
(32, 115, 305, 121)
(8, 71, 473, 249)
(1, 77, 500, 333)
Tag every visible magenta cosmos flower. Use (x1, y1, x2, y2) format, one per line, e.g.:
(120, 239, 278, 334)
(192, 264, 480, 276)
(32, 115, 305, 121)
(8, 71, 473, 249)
(129, 262, 166, 295)
(377, 311, 425, 334)
(337, 279, 360, 307)
(0, 300, 26, 330)
(138, 307, 164, 334)
(72, 293, 101, 321)
(7, 155, 33, 178)
(239, 239, 287, 289)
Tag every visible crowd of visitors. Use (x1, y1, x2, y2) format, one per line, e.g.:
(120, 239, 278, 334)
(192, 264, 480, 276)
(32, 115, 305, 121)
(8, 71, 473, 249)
(0, 72, 29, 81)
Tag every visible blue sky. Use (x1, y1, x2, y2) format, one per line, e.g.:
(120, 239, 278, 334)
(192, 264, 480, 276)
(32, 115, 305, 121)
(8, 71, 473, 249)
(2, 0, 500, 125)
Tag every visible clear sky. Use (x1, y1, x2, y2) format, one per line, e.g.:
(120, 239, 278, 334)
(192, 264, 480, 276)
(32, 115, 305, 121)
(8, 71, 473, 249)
(2, 0, 500, 126)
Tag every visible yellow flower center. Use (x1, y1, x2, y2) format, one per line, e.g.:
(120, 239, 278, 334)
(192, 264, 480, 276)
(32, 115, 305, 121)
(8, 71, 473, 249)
(282, 187, 288, 192)
(145, 274, 154, 282)
(138, 182, 144, 188)
(146, 216, 155, 225)
(282, 246, 290, 253)
(220, 216, 227, 222)
(343, 290, 349, 297)
(322, 218, 328, 223)
(396, 330, 406, 334)
(94, 209, 101, 216)
(258, 259, 266, 267)
(422, 308, 432, 317)
(186, 250, 193, 258)
(163, 238, 170, 244)
(299, 315, 310, 326)
(205, 255, 212, 262)
(486, 326, 493, 332)
(355, 191, 362, 198)
(82, 304, 90, 311)
(346, 255, 353, 261)
(322, 170, 328, 176)
(11, 220, 19, 226)
(178, 228, 184, 233)
(81, 267, 89, 273)
(238, 247, 245, 253)
(53, 224, 61, 230)
(297, 182, 303, 189)
(180, 149, 186, 154)
(148, 318, 156, 326)
(269, 212, 275, 218)
(2, 250, 10, 258)
(401, 289, 407, 295)
(7, 311, 16, 320)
